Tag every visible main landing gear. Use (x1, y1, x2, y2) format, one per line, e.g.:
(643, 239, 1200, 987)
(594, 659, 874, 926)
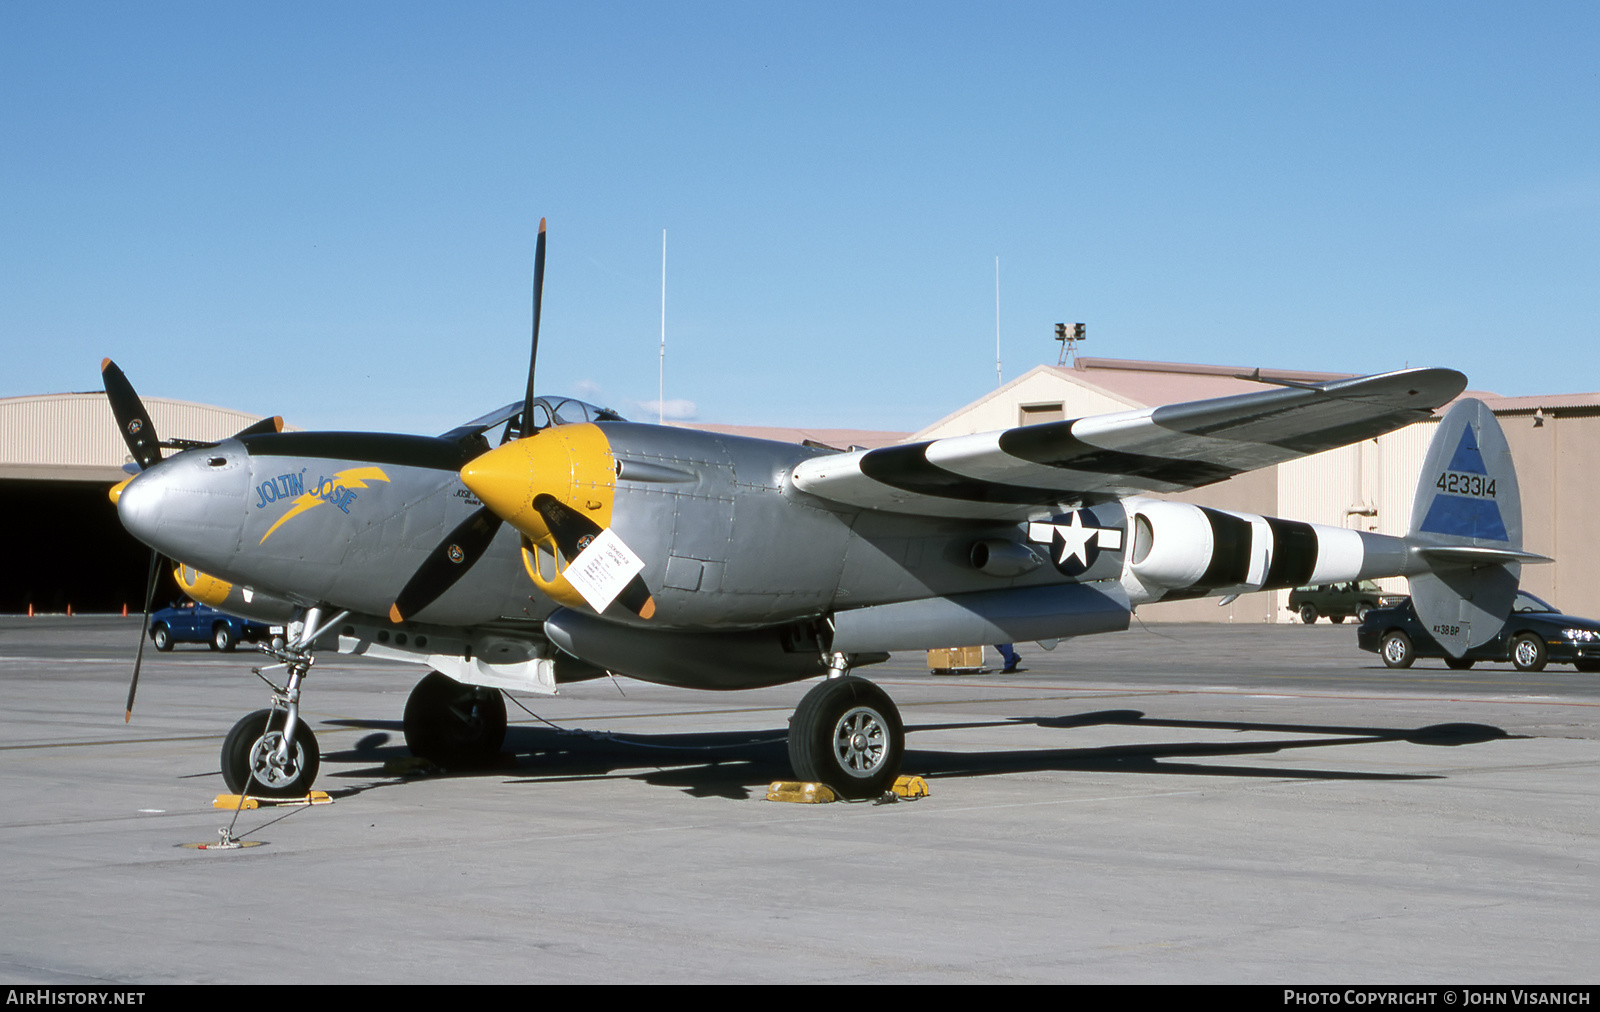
(787, 653, 905, 800)
(402, 670, 507, 769)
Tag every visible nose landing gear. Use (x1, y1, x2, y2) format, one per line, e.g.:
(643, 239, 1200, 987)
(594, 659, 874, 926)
(218, 606, 343, 797)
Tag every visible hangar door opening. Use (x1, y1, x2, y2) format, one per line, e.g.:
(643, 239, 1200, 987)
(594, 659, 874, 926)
(0, 479, 179, 613)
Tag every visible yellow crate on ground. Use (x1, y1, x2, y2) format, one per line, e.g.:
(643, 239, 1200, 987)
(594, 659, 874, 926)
(927, 645, 985, 673)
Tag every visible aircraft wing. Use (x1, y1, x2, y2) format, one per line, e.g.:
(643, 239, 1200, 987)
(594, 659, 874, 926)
(790, 367, 1467, 520)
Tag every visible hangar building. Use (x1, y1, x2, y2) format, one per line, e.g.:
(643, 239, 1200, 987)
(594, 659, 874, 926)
(0, 392, 268, 613)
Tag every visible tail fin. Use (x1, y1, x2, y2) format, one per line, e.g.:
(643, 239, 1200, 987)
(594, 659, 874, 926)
(1406, 398, 1548, 657)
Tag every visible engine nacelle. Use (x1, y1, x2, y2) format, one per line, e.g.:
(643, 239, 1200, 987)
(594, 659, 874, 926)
(832, 583, 1131, 652)
(1125, 501, 1217, 590)
(543, 608, 887, 690)
(174, 563, 299, 624)
(1120, 497, 1413, 603)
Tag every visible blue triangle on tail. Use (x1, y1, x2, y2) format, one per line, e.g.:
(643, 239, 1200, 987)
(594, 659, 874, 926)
(1446, 425, 1488, 475)
(1420, 493, 1508, 541)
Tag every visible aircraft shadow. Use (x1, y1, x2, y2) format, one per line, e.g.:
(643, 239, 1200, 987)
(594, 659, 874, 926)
(315, 710, 1517, 802)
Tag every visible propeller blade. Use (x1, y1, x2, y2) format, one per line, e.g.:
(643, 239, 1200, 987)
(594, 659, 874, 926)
(531, 494, 655, 619)
(529, 493, 600, 559)
(520, 218, 547, 438)
(100, 359, 163, 470)
(232, 416, 284, 438)
(388, 506, 505, 623)
(124, 550, 162, 722)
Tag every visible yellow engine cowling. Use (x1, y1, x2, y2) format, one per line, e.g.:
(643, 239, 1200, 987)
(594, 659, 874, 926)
(173, 564, 299, 624)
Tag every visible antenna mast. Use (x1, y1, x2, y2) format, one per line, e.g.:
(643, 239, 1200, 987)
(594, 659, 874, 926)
(659, 229, 666, 425)
(994, 256, 1002, 388)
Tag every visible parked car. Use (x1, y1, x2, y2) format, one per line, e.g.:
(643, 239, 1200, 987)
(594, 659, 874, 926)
(148, 601, 271, 652)
(1357, 591, 1600, 672)
(1287, 581, 1387, 624)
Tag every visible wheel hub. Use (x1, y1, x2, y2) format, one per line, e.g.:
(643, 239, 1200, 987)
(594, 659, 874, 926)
(833, 706, 888, 777)
(248, 732, 302, 788)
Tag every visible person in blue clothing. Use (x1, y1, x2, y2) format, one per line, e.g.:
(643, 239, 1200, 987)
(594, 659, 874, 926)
(994, 643, 1021, 673)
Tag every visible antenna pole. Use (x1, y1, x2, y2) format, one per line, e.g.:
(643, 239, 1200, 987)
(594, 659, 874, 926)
(659, 229, 666, 425)
(995, 256, 1002, 388)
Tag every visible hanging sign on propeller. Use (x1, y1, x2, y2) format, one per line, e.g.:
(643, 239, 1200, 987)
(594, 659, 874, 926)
(561, 526, 647, 614)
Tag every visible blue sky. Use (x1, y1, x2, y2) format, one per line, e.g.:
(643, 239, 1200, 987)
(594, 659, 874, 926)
(4, 3, 1597, 434)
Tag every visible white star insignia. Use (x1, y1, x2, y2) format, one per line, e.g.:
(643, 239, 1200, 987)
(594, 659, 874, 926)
(1028, 513, 1124, 567)
(1054, 512, 1098, 567)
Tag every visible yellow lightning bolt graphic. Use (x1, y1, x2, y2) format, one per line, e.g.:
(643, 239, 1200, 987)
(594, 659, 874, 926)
(260, 466, 391, 543)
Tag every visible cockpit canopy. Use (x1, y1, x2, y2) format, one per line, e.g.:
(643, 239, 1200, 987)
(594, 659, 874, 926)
(438, 397, 625, 449)
(528, 396, 625, 430)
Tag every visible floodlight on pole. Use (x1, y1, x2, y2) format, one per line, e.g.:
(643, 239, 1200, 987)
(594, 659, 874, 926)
(1055, 321, 1087, 366)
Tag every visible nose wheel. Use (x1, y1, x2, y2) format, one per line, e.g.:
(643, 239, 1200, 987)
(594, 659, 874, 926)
(788, 675, 904, 799)
(221, 708, 321, 797)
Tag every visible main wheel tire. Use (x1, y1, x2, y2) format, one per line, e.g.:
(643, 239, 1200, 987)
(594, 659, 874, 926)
(211, 623, 236, 651)
(1511, 634, 1547, 672)
(1299, 604, 1318, 624)
(403, 671, 507, 768)
(1381, 631, 1414, 669)
(221, 709, 320, 797)
(1444, 656, 1476, 670)
(788, 676, 904, 800)
(151, 624, 173, 652)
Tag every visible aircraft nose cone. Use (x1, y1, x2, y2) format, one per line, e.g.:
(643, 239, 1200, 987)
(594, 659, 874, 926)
(114, 445, 251, 569)
(115, 469, 164, 547)
(460, 440, 539, 534)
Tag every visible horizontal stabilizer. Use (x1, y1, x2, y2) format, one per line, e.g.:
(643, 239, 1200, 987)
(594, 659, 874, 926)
(1415, 545, 1551, 566)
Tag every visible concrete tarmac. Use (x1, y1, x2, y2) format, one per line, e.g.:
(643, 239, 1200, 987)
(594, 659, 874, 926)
(1, 616, 1595, 984)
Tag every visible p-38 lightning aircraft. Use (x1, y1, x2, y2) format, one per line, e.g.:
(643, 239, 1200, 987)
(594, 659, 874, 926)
(104, 221, 1544, 800)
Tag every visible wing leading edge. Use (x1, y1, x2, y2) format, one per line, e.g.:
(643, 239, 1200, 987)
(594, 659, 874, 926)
(790, 367, 1467, 520)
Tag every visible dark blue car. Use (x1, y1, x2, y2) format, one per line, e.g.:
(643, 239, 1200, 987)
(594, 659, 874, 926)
(1357, 591, 1600, 672)
(148, 601, 271, 652)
